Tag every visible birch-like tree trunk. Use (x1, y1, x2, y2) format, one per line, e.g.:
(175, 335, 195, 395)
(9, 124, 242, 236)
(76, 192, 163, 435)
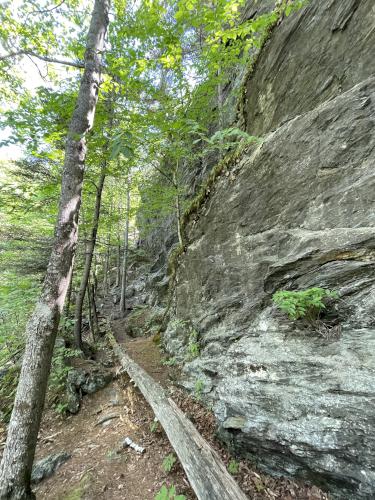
(74, 170, 106, 350)
(0, 1, 110, 498)
(119, 178, 131, 318)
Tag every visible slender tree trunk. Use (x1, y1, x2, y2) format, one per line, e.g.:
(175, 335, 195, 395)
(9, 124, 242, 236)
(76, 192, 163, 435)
(116, 243, 121, 286)
(63, 264, 73, 319)
(173, 165, 183, 247)
(103, 235, 110, 293)
(0, 2, 110, 498)
(119, 179, 130, 318)
(92, 253, 98, 293)
(74, 171, 106, 350)
(115, 196, 122, 286)
(89, 281, 100, 335)
(62, 261, 74, 336)
(87, 285, 94, 340)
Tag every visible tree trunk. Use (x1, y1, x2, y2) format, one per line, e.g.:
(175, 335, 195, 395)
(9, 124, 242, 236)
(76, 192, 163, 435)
(103, 234, 110, 293)
(115, 197, 122, 286)
(119, 179, 130, 317)
(87, 284, 94, 340)
(115, 243, 121, 286)
(74, 171, 106, 350)
(89, 282, 100, 336)
(173, 165, 183, 247)
(0, 2, 110, 498)
(62, 262, 74, 336)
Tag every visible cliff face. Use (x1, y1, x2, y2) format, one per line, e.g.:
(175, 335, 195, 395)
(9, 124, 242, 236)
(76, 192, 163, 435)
(160, 0, 375, 497)
(128, 0, 375, 497)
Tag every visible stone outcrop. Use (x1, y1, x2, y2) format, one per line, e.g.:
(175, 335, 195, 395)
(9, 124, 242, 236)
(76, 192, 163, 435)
(65, 363, 113, 414)
(160, 1, 375, 497)
(31, 452, 71, 484)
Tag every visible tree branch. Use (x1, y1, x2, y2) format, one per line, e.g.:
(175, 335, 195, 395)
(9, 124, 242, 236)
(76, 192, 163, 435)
(30, 0, 66, 15)
(0, 50, 84, 69)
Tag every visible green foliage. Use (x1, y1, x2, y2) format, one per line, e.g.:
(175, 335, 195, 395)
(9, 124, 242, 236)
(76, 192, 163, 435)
(194, 379, 204, 400)
(228, 459, 240, 475)
(162, 453, 177, 473)
(150, 419, 160, 433)
(48, 346, 81, 412)
(162, 357, 177, 367)
(272, 288, 339, 321)
(155, 484, 186, 500)
(55, 402, 69, 416)
(0, 364, 20, 422)
(186, 329, 200, 360)
(203, 127, 262, 154)
(283, 0, 309, 17)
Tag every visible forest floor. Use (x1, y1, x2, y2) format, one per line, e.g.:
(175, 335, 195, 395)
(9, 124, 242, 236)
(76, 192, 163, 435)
(24, 312, 330, 499)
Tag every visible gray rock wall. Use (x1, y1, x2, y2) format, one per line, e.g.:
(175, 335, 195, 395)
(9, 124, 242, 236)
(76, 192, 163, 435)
(244, 0, 375, 136)
(163, 1, 375, 497)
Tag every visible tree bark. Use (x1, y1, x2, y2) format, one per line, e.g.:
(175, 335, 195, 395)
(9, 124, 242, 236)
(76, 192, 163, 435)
(115, 243, 121, 286)
(0, 2, 110, 498)
(89, 282, 100, 336)
(119, 178, 130, 317)
(173, 164, 183, 247)
(103, 234, 110, 293)
(115, 196, 122, 287)
(62, 259, 74, 336)
(74, 171, 106, 350)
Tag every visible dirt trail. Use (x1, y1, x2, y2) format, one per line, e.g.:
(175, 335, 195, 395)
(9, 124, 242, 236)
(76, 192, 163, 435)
(34, 325, 193, 499)
(35, 374, 192, 499)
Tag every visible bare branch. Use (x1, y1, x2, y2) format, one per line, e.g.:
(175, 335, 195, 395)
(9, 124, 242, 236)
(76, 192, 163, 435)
(0, 50, 84, 69)
(151, 162, 175, 186)
(29, 0, 66, 15)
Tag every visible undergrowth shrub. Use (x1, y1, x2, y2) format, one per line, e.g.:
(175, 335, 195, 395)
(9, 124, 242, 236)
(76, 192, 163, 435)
(155, 484, 186, 500)
(273, 288, 338, 321)
(48, 345, 81, 412)
(272, 287, 340, 338)
(162, 453, 177, 473)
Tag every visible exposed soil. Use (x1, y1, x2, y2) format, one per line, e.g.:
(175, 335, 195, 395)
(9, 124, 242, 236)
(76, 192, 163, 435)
(34, 370, 193, 500)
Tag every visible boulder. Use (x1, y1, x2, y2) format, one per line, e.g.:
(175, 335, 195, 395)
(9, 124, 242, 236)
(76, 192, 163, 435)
(65, 365, 113, 414)
(31, 452, 71, 483)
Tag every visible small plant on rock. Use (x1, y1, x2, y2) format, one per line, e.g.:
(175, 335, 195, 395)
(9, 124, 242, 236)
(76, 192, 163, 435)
(162, 453, 177, 473)
(272, 287, 340, 337)
(194, 379, 204, 400)
(186, 329, 200, 360)
(162, 357, 177, 367)
(273, 287, 338, 321)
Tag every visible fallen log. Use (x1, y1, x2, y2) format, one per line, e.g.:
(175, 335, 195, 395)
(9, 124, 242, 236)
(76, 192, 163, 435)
(108, 332, 248, 500)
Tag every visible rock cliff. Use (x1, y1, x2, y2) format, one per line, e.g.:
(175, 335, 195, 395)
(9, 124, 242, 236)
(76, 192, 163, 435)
(140, 0, 375, 497)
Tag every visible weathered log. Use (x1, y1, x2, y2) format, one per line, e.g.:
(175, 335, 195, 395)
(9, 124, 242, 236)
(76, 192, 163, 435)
(108, 332, 248, 500)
